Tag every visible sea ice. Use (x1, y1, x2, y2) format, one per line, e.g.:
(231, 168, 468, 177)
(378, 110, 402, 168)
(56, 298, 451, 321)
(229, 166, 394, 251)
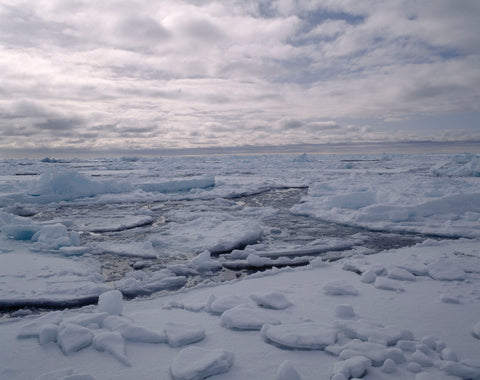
(170, 346, 234, 380)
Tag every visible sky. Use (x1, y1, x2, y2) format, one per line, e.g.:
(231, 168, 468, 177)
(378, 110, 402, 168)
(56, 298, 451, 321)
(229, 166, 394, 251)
(1, 0, 480, 157)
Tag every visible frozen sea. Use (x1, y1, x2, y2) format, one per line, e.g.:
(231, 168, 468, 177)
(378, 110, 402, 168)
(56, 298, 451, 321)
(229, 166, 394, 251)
(0, 152, 479, 380)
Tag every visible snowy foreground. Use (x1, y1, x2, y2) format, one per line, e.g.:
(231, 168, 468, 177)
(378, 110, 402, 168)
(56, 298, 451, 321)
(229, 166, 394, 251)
(1, 239, 480, 380)
(0, 153, 480, 379)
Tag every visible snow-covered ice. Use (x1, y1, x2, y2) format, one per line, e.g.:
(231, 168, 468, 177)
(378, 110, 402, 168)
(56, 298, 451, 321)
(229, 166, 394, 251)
(0, 153, 480, 379)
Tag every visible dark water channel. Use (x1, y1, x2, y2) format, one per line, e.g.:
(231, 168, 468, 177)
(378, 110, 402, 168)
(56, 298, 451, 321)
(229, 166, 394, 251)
(3, 188, 437, 317)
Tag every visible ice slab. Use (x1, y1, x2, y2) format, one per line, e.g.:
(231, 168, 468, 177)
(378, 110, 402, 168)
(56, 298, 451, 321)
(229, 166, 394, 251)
(250, 292, 292, 310)
(170, 346, 234, 380)
(426, 259, 467, 281)
(138, 174, 215, 193)
(97, 290, 123, 316)
(93, 332, 130, 366)
(261, 322, 336, 350)
(165, 322, 206, 348)
(0, 250, 109, 308)
(220, 305, 281, 330)
(114, 269, 186, 297)
(57, 323, 94, 355)
(205, 294, 252, 315)
(323, 281, 359, 296)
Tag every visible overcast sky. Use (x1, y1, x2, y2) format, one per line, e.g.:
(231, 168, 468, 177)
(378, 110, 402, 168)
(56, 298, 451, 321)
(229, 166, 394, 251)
(1, 0, 480, 156)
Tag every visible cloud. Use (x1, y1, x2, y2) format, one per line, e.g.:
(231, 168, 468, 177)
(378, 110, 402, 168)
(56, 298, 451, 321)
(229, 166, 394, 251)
(0, 0, 479, 154)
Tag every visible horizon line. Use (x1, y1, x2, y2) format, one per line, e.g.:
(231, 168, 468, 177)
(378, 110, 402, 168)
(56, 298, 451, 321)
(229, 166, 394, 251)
(2, 140, 480, 159)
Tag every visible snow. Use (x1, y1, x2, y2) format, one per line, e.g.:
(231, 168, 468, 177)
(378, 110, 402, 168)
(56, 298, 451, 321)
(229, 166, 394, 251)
(1, 153, 480, 379)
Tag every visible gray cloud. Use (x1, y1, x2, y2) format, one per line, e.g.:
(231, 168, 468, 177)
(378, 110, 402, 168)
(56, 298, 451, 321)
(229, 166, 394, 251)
(0, 0, 479, 155)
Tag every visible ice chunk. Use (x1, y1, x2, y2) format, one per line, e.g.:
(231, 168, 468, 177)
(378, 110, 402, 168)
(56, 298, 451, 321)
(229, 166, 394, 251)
(331, 356, 371, 379)
(472, 321, 480, 339)
(205, 294, 252, 315)
(275, 361, 302, 380)
(220, 305, 281, 330)
(426, 259, 466, 281)
(17, 311, 64, 339)
(250, 292, 292, 310)
(374, 277, 405, 292)
(261, 322, 336, 350)
(165, 322, 206, 348)
(97, 290, 123, 316)
(188, 251, 222, 272)
(93, 332, 130, 366)
(323, 281, 359, 296)
(56, 323, 93, 355)
(170, 346, 234, 380)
